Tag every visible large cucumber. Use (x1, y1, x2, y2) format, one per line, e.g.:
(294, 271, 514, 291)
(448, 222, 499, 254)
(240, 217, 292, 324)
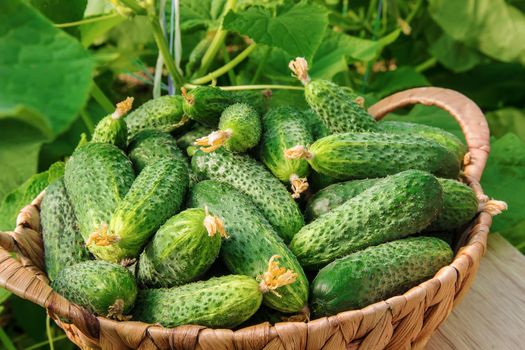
(377, 120, 467, 163)
(289, 170, 443, 269)
(259, 106, 314, 198)
(176, 124, 213, 151)
(188, 180, 309, 312)
(231, 89, 269, 115)
(302, 108, 329, 140)
(91, 97, 133, 149)
(125, 95, 187, 139)
(286, 132, 460, 180)
(127, 129, 186, 172)
(52, 260, 137, 319)
(41, 178, 91, 281)
(182, 86, 235, 127)
(191, 149, 304, 242)
(311, 236, 453, 315)
(137, 208, 224, 288)
(133, 275, 262, 328)
(64, 143, 134, 251)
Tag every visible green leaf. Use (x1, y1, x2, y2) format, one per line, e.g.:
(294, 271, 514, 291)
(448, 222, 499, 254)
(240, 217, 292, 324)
(486, 108, 525, 143)
(29, 0, 87, 24)
(80, 14, 126, 47)
(369, 66, 430, 99)
(179, 0, 226, 31)
(223, 1, 329, 59)
(428, 0, 525, 64)
(428, 33, 486, 73)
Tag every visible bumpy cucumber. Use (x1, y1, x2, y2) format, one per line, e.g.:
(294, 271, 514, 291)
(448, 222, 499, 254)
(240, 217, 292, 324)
(311, 237, 453, 315)
(195, 103, 261, 153)
(287, 132, 460, 180)
(97, 158, 188, 262)
(137, 208, 223, 288)
(125, 95, 187, 139)
(128, 129, 185, 172)
(231, 89, 268, 115)
(191, 149, 304, 242)
(182, 86, 235, 127)
(64, 143, 134, 250)
(289, 58, 376, 133)
(41, 178, 91, 281)
(377, 121, 467, 162)
(52, 260, 137, 318)
(176, 124, 213, 151)
(302, 108, 329, 140)
(188, 180, 309, 312)
(290, 170, 443, 269)
(259, 107, 313, 198)
(133, 275, 262, 328)
(92, 98, 132, 149)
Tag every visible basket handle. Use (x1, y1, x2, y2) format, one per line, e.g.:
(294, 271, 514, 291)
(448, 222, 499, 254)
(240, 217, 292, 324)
(368, 87, 490, 182)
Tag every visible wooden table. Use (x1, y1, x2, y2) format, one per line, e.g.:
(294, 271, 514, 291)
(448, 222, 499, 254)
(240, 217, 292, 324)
(427, 234, 525, 349)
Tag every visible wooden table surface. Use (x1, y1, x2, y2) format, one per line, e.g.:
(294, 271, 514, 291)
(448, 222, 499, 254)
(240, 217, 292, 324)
(427, 234, 525, 350)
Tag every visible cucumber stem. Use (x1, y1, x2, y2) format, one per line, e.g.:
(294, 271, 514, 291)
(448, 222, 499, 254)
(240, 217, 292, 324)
(54, 12, 121, 28)
(86, 223, 120, 247)
(288, 57, 311, 85)
(290, 174, 309, 199)
(184, 84, 304, 91)
(195, 130, 232, 153)
(257, 255, 298, 297)
(284, 145, 313, 160)
(111, 97, 134, 119)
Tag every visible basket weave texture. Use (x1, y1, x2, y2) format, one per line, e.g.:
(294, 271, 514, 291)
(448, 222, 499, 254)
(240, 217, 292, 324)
(0, 87, 496, 350)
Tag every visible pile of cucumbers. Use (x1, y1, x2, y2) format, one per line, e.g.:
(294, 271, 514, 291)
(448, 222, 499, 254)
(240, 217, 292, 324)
(43, 58, 482, 328)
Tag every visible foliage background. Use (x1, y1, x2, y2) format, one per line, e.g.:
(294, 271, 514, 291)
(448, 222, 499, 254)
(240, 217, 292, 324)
(0, 0, 524, 348)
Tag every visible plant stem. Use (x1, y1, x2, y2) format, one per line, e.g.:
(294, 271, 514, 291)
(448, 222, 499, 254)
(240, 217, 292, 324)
(25, 335, 68, 350)
(415, 57, 438, 73)
(118, 0, 146, 14)
(91, 82, 114, 113)
(79, 109, 95, 135)
(191, 43, 257, 85)
(184, 84, 304, 91)
(251, 46, 270, 84)
(55, 13, 121, 28)
(0, 327, 16, 350)
(46, 316, 55, 350)
(222, 43, 237, 84)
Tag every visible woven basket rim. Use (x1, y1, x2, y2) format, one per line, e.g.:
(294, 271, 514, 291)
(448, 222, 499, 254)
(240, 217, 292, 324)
(0, 86, 498, 349)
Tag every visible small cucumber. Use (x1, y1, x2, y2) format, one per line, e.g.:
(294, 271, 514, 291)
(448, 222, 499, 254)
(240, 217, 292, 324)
(289, 58, 376, 133)
(52, 260, 137, 319)
(286, 132, 460, 180)
(259, 106, 314, 198)
(125, 95, 188, 140)
(195, 103, 261, 153)
(133, 275, 262, 328)
(92, 158, 188, 263)
(64, 143, 134, 251)
(302, 108, 329, 140)
(231, 89, 269, 115)
(91, 97, 133, 149)
(290, 170, 443, 269)
(188, 180, 309, 312)
(311, 236, 453, 315)
(127, 129, 186, 172)
(377, 120, 467, 163)
(41, 178, 91, 281)
(137, 208, 225, 288)
(176, 124, 213, 151)
(191, 149, 304, 242)
(182, 86, 235, 127)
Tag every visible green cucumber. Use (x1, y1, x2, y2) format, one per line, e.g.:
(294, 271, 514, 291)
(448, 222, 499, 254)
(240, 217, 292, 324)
(182, 86, 235, 127)
(302, 108, 329, 140)
(185, 35, 213, 76)
(290, 170, 443, 269)
(133, 275, 262, 328)
(52, 260, 137, 319)
(41, 178, 91, 281)
(137, 208, 223, 288)
(231, 89, 268, 115)
(176, 124, 213, 151)
(64, 143, 134, 252)
(377, 121, 467, 162)
(191, 149, 304, 242)
(259, 107, 313, 198)
(125, 95, 187, 140)
(289, 58, 376, 133)
(91, 97, 132, 149)
(311, 236, 453, 315)
(308, 171, 339, 192)
(195, 103, 261, 153)
(127, 129, 186, 172)
(96, 158, 188, 263)
(286, 132, 460, 180)
(188, 180, 309, 312)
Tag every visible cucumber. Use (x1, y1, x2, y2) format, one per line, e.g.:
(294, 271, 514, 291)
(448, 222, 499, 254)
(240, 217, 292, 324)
(191, 149, 304, 242)
(41, 178, 91, 281)
(52, 260, 137, 319)
(195, 103, 261, 153)
(176, 124, 213, 151)
(289, 58, 376, 133)
(259, 106, 313, 198)
(127, 129, 186, 172)
(95, 158, 188, 263)
(311, 236, 453, 315)
(91, 97, 132, 149)
(125, 95, 188, 140)
(308, 171, 339, 192)
(64, 143, 134, 252)
(182, 86, 235, 127)
(302, 108, 329, 140)
(133, 275, 262, 328)
(137, 208, 225, 288)
(185, 35, 213, 76)
(377, 121, 467, 162)
(188, 180, 309, 312)
(289, 170, 443, 269)
(231, 89, 269, 115)
(286, 132, 460, 180)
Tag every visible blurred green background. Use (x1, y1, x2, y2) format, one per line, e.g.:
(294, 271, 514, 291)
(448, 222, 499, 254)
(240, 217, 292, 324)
(1, 0, 524, 348)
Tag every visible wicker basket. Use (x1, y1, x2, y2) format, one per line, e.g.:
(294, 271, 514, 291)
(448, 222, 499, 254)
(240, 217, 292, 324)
(0, 87, 500, 349)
